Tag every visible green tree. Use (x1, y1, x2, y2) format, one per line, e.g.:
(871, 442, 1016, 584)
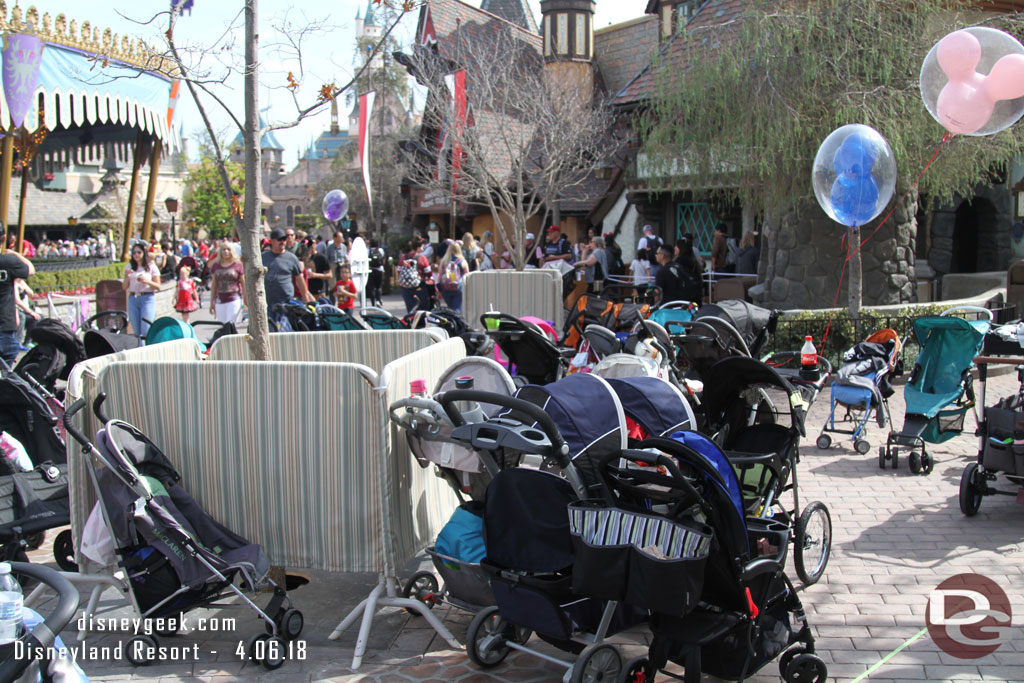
(642, 0, 1024, 312)
(183, 152, 245, 239)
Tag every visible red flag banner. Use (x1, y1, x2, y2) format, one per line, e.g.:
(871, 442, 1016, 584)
(359, 90, 376, 211)
(452, 69, 467, 197)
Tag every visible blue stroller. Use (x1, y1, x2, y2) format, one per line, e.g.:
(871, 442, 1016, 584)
(881, 307, 992, 474)
(816, 328, 902, 454)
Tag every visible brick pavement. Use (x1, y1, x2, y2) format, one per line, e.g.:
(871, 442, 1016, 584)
(24, 343, 1023, 683)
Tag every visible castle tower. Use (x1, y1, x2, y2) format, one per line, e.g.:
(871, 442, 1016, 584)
(539, 0, 595, 110)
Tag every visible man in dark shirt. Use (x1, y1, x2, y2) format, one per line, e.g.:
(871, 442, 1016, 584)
(0, 224, 34, 362)
(262, 227, 308, 328)
(538, 225, 571, 266)
(654, 244, 688, 303)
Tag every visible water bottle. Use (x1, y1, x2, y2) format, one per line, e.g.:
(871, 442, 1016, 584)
(800, 335, 819, 381)
(409, 379, 428, 399)
(454, 377, 486, 423)
(0, 563, 24, 646)
(0, 432, 32, 473)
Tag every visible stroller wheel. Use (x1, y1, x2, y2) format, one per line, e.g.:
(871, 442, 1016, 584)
(25, 532, 45, 550)
(248, 633, 285, 670)
(402, 571, 441, 614)
(815, 434, 831, 450)
(854, 439, 870, 455)
(571, 642, 623, 683)
(959, 463, 984, 516)
(54, 530, 78, 572)
(909, 452, 922, 475)
(878, 447, 886, 469)
(125, 634, 158, 666)
(783, 652, 828, 683)
(621, 656, 651, 683)
(920, 451, 934, 475)
(779, 647, 807, 679)
(467, 606, 513, 669)
(795, 501, 832, 585)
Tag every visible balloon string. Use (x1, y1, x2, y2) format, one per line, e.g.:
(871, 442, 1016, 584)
(819, 132, 952, 350)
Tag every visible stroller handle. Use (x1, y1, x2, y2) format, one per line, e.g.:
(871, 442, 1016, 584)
(608, 447, 707, 512)
(437, 390, 571, 466)
(0, 562, 80, 683)
(62, 398, 92, 448)
(941, 305, 993, 321)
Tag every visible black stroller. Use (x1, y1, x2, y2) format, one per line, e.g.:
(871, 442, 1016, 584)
(63, 396, 304, 669)
(13, 318, 86, 397)
(83, 311, 141, 357)
(441, 374, 647, 680)
(701, 357, 833, 586)
(961, 362, 1024, 515)
(670, 299, 780, 380)
(482, 312, 571, 384)
(597, 433, 825, 683)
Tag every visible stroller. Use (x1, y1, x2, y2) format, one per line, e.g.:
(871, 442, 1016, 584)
(648, 300, 699, 330)
(82, 311, 141, 358)
(62, 396, 304, 669)
(604, 433, 825, 683)
(361, 307, 409, 330)
(391, 357, 518, 614)
(604, 375, 697, 442)
(563, 295, 652, 351)
(960, 364, 1024, 515)
(882, 307, 991, 474)
(14, 318, 86, 397)
(816, 328, 902, 454)
(702, 357, 833, 586)
(482, 312, 571, 384)
(671, 299, 780, 380)
(444, 374, 648, 680)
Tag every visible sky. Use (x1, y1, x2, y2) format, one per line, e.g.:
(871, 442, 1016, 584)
(23, 1, 647, 168)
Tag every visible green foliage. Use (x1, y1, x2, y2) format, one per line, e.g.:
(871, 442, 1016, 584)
(643, 0, 1024, 212)
(294, 214, 318, 230)
(28, 262, 128, 292)
(184, 154, 245, 240)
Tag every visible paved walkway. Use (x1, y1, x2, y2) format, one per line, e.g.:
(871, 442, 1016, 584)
(25, 329, 1024, 683)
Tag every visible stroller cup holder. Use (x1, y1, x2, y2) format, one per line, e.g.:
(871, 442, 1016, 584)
(451, 419, 553, 457)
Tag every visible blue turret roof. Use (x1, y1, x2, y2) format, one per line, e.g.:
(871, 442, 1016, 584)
(364, 0, 377, 27)
(231, 114, 284, 151)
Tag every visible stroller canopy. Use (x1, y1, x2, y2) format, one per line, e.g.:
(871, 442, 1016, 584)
(23, 319, 87, 380)
(146, 317, 202, 348)
(507, 373, 626, 490)
(702, 357, 806, 436)
(606, 376, 695, 437)
(906, 316, 988, 419)
(695, 300, 775, 353)
(84, 329, 141, 358)
(0, 373, 65, 466)
(434, 357, 516, 408)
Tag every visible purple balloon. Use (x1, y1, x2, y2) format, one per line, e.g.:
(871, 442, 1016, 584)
(322, 189, 348, 221)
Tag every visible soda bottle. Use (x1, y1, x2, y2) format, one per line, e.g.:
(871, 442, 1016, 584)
(0, 562, 24, 646)
(800, 336, 819, 380)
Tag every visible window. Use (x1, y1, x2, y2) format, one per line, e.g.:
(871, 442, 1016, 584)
(575, 13, 587, 57)
(286, 206, 294, 226)
(662, 1, 700, 37)
(544, 15, 552, 56)
(557, 13, 568, 55)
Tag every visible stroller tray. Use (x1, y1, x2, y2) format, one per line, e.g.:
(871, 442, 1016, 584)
(425, 546, 494, 610)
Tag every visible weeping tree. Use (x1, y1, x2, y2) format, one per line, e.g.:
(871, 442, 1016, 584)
(642, 0, 1024, 313)
(401, 26, 620, 269)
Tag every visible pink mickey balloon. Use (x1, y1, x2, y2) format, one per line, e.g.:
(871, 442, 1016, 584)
(921, 27, 1024, 136)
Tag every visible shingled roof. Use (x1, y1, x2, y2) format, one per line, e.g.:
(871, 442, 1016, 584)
(594, 15, 658, 100)
(480, 0, 538, 33)
(613, 0, 745, 107)
(417, 0, 542, 60)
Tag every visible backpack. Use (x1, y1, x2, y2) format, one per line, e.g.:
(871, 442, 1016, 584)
(397, 256, 421, 289)
(670, 263, 702, 301)
(369, 248, 383, 269)
(440, 258, 464, 292)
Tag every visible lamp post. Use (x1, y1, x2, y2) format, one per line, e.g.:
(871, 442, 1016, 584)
(164, 196, 178, 244)
(188, 218, 197, 242)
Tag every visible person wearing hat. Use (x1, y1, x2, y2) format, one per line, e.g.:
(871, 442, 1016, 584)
(0, 223, 34, 363)
(524, 232, 539, 268)
(538, 225, 571, 266)
(263, 227, 309, 326)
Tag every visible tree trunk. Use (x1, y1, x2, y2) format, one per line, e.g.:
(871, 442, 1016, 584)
(242, 0, 271, 361)
(848, 225, 861, 320)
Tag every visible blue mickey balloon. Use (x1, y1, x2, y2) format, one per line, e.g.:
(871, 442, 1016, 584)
(830, 174, 879, 226)
(812, 124, 897, 227)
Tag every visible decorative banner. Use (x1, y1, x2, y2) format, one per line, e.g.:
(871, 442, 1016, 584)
(452, 69, 467, 197)
(358, 90, 376, 211)
(2, 33, 45, 130)
(166, 80, 180, 129)
(420, 7, 437, 47)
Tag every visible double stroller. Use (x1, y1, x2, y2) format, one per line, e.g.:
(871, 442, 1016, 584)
(882, 307, 991, 474)
(670, 299, 780, 381)
(816, 328, 903, 454)
(63, 396, 304, 669)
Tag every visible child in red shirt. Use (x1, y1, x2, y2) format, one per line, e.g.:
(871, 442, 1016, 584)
(334, 264, 358, 310)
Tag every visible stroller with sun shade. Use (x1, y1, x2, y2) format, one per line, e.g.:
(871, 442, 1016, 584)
(881, 307, 991, 474)
(669, 299, 780, 381)
(481, 311, 571, 384)
(816, 328, 903, 454)
(438, 374, 657, 680)
(701, 357, 833, 586)
(595, 433, 825, 683)
(62, 395, 304, 670)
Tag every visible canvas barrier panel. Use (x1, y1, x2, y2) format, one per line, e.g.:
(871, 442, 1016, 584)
(207, 329, 440, 366)
(463, 270, 564, 330)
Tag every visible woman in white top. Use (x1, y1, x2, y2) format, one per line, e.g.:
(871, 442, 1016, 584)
(123, 244, 161, 338)
(631, 248, 654, 291)
(479, 231, 495, 270)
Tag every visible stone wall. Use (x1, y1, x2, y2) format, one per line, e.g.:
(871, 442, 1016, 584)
(752, 196, 918, 310)
(928, 183, 1012, 279)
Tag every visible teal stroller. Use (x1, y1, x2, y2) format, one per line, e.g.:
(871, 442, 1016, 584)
(881, 307, 992, 474)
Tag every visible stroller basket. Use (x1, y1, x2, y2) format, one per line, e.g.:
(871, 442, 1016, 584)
(981, 404, 1024, 476)
(425, 546, 494, 610)
(567, 499, 712, 616)
(924, 405, 971, 442)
